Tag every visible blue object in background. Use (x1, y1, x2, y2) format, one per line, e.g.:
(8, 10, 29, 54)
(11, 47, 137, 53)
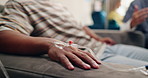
(89, 11, 106, 29)
(89, 11, 120, 30)
(108, 20, 120, 30)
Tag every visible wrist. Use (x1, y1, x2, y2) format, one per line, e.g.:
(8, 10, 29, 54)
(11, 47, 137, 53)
(30, 37, 55, 54)
(38, 38, 64, 54)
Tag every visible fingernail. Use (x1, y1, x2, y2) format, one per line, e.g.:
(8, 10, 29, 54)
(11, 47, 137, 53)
(84, 64, 91, 69)
(93, 63, 99, 69)
(94, 59, 102, 64)
(68, 65, 74, 70)
(97, 61, 102, 64)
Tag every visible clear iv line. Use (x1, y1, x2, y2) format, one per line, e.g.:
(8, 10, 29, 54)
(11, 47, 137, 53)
(0, 60, 9, 78)
(54, 41, 148, 75)
(84, 46, 148, 75)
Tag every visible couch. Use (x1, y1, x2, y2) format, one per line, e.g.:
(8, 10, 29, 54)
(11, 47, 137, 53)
(0, 4, 147, 78)
(94, 29, 145, 47)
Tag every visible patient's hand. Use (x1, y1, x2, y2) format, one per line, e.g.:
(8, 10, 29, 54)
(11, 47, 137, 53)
(99, 37, 116, 45)
(48, 44, 101, 70)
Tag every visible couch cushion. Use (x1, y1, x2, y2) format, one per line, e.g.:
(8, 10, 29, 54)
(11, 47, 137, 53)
(0, 63, 6, 78)
(0, 53, 147, 78)
(94, 30, 145, 47)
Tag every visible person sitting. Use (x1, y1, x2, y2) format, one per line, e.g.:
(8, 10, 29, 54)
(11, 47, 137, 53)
(123, 0, 148, 48)
(0, 0, 148, 70)
(107, 0, 123, 30)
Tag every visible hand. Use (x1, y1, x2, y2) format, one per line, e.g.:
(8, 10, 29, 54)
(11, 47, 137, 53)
(131, 5, 148, 28)
(47, 43, 101, 70)
(99, 37, 116, 45)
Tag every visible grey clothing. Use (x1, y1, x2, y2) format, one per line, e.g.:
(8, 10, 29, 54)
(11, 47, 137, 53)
(123, 0, 148, 48)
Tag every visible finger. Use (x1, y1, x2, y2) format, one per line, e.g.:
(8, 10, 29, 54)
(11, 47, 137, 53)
(110, 40, 116, 45)
(65, 46, 101, 65)
(134, 8, 148, 19)
(75, 51, 100, 69)
(66, 52, 91, 70)
(131, 16, 141, 27)
(106, 39, 115, 45)
(134, 5, 139, 12)
(57, 53, 75, 70)
(136, 18, 145, 25)
(105, 39, 116, 45)
(135, 11, 147, 19)
(79, 49, 101, 64)
(140, 14, 148, 20)
(133, 14, 147, 25)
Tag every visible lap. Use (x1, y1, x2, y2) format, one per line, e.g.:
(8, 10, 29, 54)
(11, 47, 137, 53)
(100, 44, 148, 67)
(101, 54, 148, 67)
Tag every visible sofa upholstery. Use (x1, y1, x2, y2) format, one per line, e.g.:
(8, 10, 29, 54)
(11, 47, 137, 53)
(0, 63, 6, 78)
(0, 4, 147, 78)
(94, 30, 145, 47)
(0, 53, 147, 78)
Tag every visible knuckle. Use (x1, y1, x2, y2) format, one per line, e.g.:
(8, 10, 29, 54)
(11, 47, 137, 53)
(82, 51, 89, 54)
(80, 52, 87, 57)
(71, 56, 77, 60)
(69, 54, 78, 61)
(59, 55, 67, 61)
(66, 53, 77, 60)
(86, 52, 91, 55)
(83, 51, 92, 56)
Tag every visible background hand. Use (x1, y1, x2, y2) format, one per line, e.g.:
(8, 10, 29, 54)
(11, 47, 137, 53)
(99, 37, 116, 45)
(131, 5, 148, 28)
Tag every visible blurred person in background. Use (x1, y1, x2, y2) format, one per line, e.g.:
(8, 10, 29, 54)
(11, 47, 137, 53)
(107, 0, 123, 30)
(89, 0, 123, 30)
(123, 0, 148, 48)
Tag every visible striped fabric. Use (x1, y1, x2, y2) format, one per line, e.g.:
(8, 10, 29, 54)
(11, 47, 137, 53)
(0, 0, 105, 54)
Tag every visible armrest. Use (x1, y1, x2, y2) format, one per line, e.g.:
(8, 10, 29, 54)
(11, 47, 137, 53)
(93, 30, 145, 47)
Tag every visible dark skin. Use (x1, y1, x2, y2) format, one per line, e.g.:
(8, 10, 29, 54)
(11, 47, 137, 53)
(83, 26, 116, 45)
(0, 30, 101, 70)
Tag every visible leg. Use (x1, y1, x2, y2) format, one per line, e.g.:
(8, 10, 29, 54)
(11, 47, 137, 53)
(100, 44, 148, 66)
(101, 53, 148, 67)
(145, 34, 148, 48)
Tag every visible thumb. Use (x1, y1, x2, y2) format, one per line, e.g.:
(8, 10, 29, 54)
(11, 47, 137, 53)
(134, 5, 139, 12)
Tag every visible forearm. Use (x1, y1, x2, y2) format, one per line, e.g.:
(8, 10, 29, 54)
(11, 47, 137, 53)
(0, 30, 101, 70)
(83, 27, 116, 45)
(83, 26, 102, 41)
(0, 30, 55, 55)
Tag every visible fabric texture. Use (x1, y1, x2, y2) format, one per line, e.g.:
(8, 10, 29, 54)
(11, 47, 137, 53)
(0, 60, 6, 78)
(0, 5, 4, 13)
(0, 0, 104, 54)
(94, 30, 145, 47)
(101, 44, 148, 67)
(0, 26, 13, 31)
(0, 53, 147, 78)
